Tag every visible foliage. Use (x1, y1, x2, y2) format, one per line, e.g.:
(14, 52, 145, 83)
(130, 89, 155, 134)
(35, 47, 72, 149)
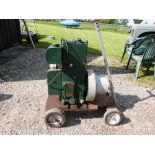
(118, 19, 128, 25)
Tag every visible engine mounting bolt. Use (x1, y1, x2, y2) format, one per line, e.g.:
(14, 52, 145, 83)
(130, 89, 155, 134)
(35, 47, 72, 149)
(80, 99, 84, 104)
(69, 63, 73, 67)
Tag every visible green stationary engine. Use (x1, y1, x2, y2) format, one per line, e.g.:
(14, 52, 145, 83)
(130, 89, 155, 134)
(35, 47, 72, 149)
(46, 38, 88, 105)
(44, 37, 124, 128)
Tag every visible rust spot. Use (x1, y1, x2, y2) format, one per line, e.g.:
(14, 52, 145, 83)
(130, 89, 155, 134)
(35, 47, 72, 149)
(45, 94, 115, 112)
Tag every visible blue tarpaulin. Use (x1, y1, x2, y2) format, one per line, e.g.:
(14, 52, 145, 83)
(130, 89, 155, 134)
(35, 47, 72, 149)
(59, 20, 80, 27)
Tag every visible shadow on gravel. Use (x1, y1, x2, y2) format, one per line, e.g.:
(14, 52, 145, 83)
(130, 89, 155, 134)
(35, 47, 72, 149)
(0, 47, 48, 82)
(0, 44, 138, 84)
(62, 90, 154, 127)
(0, 48, 133, 83)
(48, 90, 154, 128)
(64, 107, 131, 127)
(116, 89, 155, 112)
(115, 93, 141, 111)
(0, 46, 32, 65)
(0, 94, 13, 101)
(63, 108, 106, 127)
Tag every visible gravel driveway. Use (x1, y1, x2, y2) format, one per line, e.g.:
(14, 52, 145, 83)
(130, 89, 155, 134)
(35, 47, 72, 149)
(0, 47, 155, 134)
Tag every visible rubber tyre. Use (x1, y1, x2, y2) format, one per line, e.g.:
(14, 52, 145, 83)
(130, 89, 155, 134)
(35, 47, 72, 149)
(45, 108, 66, 128)
(105, 111, 123, 126)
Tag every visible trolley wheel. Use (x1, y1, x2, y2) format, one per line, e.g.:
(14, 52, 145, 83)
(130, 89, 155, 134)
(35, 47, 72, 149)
(45, 108, 66, 128)
(104, 110, 123, 126)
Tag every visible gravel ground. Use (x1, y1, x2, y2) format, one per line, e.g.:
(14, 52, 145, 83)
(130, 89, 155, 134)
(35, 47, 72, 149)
(0, 47, 155, 135)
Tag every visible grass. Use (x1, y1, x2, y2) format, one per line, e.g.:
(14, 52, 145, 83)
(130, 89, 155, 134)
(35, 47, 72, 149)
(22, 21, 155, 88)
(34, 20, 129, 33)
(22, 21, 128, 57)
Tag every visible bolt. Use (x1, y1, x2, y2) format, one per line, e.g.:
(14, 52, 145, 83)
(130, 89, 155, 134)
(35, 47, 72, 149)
(69, 63, 73, 67)
(61, 100, 65, 104)
(80, 99, 84, 104)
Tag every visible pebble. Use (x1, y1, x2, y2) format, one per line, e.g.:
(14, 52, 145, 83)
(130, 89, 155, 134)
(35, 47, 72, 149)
(0, 48, 155, 134)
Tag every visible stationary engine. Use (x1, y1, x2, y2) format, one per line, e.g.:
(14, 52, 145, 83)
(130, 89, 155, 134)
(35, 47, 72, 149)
(44, 38, 123, 127)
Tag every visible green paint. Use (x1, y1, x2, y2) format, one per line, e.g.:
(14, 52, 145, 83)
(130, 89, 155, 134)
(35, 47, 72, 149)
(46, 39, 88, 105)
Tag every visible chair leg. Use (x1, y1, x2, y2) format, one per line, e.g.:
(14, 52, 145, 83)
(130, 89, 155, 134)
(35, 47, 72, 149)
(134, 61, 141, 80)
(120, 50, 126, 62)
(120, 45, 127, 62)
(145, 63, 152, 74)
(126, 53, 132, 70)
(154, 64, 155, 78)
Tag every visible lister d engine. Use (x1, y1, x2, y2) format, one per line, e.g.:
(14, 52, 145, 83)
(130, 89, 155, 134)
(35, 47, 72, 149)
(45, 38, 123, 127)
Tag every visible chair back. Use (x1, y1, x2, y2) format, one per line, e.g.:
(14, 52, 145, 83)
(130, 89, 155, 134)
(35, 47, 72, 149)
(142, 36, 155, 63)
